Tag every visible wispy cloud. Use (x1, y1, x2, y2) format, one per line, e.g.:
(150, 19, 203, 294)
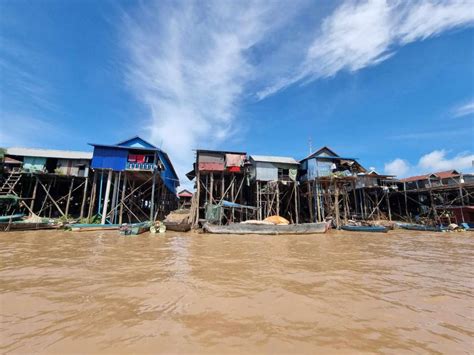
(384, 149, 474, 177)
(258, 0, 474, 99)
(453, 100, 474, 118)
(121, 0, 305, 180)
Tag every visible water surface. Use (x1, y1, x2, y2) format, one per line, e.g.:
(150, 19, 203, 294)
(1, 230, 473, 354)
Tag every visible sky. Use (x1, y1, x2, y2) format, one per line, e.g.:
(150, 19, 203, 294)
(1, 0, 473, 186)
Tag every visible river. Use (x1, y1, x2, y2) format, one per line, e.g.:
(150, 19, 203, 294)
(1, 230, 473, 354)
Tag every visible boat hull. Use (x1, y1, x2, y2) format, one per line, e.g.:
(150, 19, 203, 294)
(203, 222, 328, 235)
(68, 223, 122, 232)
(0, 222, 58, 232)
(164, 221, 191, 232)
(341, 225, 388, 233)
(399, 224, 444, 232)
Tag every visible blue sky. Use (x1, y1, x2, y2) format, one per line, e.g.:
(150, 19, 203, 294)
(1, 0, 473, 183)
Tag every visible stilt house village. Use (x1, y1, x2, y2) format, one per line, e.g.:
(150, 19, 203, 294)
(1, 137, 473, 233)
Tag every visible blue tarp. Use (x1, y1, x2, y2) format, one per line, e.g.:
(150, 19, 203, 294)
(221, 200, 257, 210)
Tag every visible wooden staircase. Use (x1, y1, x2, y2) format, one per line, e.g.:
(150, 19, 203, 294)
(0, 170, 22, 195)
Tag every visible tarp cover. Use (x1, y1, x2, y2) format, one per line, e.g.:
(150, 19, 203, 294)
(205, 204, 222, 223)
(198, 162, 225, 171)
(289, 168, 298, 181)
(225, 154, 245, 167)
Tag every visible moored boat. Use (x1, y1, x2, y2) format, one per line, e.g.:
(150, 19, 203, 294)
(341, 225, 388, 233)
(68, 223, 122, 232)
(203, 222, 329, 235)
(0, 221, 59, 232)
(399, 224, 446, 232)
(164, 221, 191, 232)
(120, 222, 152, 235)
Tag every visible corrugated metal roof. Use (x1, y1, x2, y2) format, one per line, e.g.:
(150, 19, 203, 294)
(250, 155, 299, 165)
(400, 170, 460, 182)
(6, 147, 92, 160)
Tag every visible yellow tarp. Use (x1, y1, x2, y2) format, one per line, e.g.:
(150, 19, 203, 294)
(264, 215, 290, 225)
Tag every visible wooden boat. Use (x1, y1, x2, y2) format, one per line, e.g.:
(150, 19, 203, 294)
(399, 224, 445, 232)
(120, 222, 151, 236)
(341, 225, 388, 233)
(203, 222, 329, 235)
(68, 223, 122, 232)
(0, 221, 59, 232)
(0, 213, 25, 222)
(164, 221, 191, 232)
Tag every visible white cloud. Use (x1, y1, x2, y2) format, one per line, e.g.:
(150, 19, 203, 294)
(258, 0, 474, 99)
(453, 100, 474, 118)
(121, 0, 304, 182)
(384, 158, 410, 176)
(418, 149, 474, 171)
(384, 149, 474, 177)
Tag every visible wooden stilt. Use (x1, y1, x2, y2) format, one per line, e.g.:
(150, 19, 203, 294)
(29, 178, 39, 213)
(65, 178, 75, 217)
(119, 172, 127, 224)
(87, 172, 98, 222)
(80, 176, 89, 219)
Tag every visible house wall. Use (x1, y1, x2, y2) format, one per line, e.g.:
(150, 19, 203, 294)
(23, 157, 46, 172)
(254, 162, 278, 181)
(91, 147, 128, 171)
(56, 159, 90, 177)
(307, 159, 333, 179)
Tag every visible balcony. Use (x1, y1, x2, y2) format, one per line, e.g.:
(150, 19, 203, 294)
(126, 162, 155, 171)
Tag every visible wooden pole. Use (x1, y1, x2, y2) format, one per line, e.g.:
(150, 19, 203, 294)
(194, 171, 201, 227)
(209, 173, 214, 204)
(150, 154, 157, 222)
(79, 176, 89, 219)
(29, 178, 39, 212)
(386, 189, 392, 221)
(65, 178, 75, 217)
(119, 172, 127, 224)
(37, 177, 65, 217)
(110, 172, 119, 224)
(87, 172, 98, 222)
(315, 182, 321, 222)
(334, 186, 340, 228)
(101, 170, 113, 224)
(404, 182, 409, 220)
(308, 181, 314, 222)
(294, 181, 299, 224)
(276, 182, 280, 216)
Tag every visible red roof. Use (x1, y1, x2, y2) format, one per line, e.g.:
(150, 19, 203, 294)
(400, 170, 460, 182)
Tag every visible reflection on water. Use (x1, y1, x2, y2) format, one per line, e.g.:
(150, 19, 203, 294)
(1, 230, 473, 354)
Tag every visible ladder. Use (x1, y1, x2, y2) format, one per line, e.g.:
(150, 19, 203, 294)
(0, 170, 22, 195)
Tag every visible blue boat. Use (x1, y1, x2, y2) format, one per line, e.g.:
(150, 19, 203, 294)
(341, 225, 388, 233)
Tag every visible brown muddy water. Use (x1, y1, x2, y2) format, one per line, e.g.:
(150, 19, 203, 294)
(0, 230, 473, 354)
